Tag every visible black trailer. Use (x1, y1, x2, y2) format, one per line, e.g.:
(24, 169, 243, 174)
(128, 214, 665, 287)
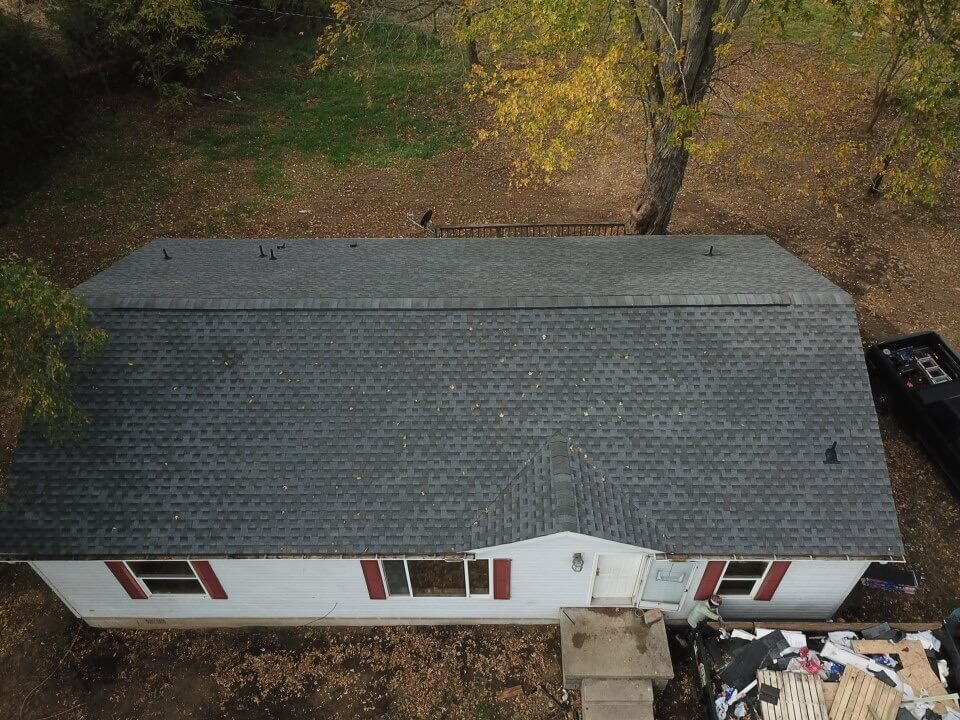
(866, 331, 960, 494)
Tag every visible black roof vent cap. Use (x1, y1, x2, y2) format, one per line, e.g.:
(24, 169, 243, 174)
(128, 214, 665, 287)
(824, 441, 840, 464)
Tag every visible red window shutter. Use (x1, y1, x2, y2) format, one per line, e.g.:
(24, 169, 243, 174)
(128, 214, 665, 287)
(191, 561, 228, 599)
(754, 561, 791, 601)
(105, 561, 147, 599)
(492, 559, 511, 599)
(694, 561, 726, 600)
(361, 560, 387, 599)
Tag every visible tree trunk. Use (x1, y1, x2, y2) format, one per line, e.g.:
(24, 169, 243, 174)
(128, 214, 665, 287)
(866, 87, 888, 134)
(868, 153, 892, 197)
(629, 122, 690, 234)
(467, 38, 480, 67)
(464, 13, 481, 67)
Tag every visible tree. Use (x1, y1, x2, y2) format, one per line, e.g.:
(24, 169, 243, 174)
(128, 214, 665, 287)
(836, 0, 959, 203)
(456, 0, 764, 233)
(48, 0, 242, 96)
(0, 257, 108, 444)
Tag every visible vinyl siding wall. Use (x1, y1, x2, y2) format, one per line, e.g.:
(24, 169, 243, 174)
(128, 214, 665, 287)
(30, 538, 870, 627)
(30, 534, 647, 627)
(674, 559, 872, 620)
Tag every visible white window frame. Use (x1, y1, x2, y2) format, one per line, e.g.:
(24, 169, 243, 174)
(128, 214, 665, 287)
(377, 558, 492, 599)
(123, 560, 210, 598)
(715, 560, 773, 599)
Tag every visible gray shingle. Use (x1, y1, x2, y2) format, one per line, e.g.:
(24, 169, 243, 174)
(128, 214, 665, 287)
(0, 236, 903, 560)
(76, 236, 842, 307)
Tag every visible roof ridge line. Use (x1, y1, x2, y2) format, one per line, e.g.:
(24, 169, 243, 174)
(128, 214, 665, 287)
(465, 434, 573, 540)
(567, 442, 671, 550)
(79, 292, 851, 311)
(547, 437, 578, 535)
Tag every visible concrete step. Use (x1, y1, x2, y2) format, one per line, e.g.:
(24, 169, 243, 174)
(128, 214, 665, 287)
(582, 700, 655, 720)
(582, 679, 654, 705)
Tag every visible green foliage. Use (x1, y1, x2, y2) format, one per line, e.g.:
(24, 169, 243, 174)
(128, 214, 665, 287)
(1, 27, 466, 240)
(0, 13, 76, 197)
(48, 0, 242, 94)
(0, 257, 107, 444)
(473, 698, 496, 720)
(832, 0, 960, 204)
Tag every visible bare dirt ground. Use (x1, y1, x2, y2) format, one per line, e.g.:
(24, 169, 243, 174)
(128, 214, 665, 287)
(1, 565, 568, 720)
(1, 33, 958, 720)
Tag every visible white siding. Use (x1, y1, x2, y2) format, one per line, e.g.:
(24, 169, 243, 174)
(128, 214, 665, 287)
(672, 560, 870, 620)
(31, 542, 870, 627)
(31, 533, 651, 627)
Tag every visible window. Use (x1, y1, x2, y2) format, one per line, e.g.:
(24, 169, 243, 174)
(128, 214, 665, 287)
(467, 559, 489, 595)
(382, 560, 410, 597)
(126, 560, 207, 596)
(378, 559, 491, 598)
(716, 561, 770, 597)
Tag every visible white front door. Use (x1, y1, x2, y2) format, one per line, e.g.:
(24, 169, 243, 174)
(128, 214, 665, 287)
(591, 554, 646, 603)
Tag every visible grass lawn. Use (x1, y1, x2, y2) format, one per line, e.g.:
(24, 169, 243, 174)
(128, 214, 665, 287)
(0, 25, 468, 284)
(191, 26, 466, 184)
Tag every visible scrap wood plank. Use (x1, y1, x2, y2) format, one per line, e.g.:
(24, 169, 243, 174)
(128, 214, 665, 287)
(853, 638, 960, 714)
(851, 640, 927, 667)
(758, 670, 829, 720)
(822, 682, 839, 713)
(830, 667, 901, 720)
(899, 660, 958, 714)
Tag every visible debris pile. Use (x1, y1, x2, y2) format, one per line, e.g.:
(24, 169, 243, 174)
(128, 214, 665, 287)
(701, 624, 960, 720)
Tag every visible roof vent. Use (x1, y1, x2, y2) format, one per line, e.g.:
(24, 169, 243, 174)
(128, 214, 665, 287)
(824, 441, 840, 464)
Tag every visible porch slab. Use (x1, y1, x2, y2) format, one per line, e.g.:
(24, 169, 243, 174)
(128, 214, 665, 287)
(560, 607, 674, 689)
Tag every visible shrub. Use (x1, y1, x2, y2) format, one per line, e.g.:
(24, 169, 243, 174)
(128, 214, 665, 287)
(47, 0, 242, 95)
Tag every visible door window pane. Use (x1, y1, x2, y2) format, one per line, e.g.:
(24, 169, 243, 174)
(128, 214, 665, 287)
(408, 560, 467, 596)
(468, 560, 490, 595)
(382, 560, 410, 596)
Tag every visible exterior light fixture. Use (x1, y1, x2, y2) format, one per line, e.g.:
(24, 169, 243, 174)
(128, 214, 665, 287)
(572, 553, 584, 572)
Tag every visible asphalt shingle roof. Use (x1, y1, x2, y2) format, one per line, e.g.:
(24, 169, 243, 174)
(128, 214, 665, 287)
(0, 236, 904, 559)
(470, 437, 669, 550)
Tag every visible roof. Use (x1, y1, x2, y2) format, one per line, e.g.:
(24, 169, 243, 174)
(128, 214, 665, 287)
(74, 235, 844, 309)
(0, 236, 904, 560)
(470, 437, 668, 550)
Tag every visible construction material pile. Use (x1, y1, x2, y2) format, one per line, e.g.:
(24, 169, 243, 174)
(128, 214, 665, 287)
(701, 624, 960, 720)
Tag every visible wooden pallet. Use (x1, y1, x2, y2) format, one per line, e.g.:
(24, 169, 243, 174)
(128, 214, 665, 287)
(757, 670, 829, 720)
(830, 666, 902, 720)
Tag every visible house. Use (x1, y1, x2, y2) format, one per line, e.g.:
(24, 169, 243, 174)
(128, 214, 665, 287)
(0, 235, 904, 628)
